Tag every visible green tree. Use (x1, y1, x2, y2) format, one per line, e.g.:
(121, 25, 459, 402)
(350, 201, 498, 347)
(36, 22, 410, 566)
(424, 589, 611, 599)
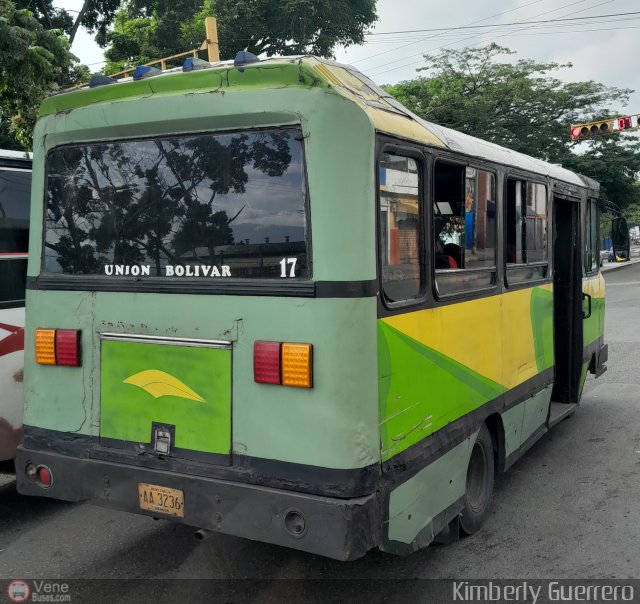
(103, 0, 377, 73)
(0, 0, 78, 149)
(14, 0, 120, 45)
(0, 120, 21, 151)
(566, 137, 640, 218)
(386, 44, 640, 213)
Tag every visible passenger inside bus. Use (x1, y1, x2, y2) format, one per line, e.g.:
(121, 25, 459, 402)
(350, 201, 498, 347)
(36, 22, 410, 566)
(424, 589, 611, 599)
(435, 237, 459, 269)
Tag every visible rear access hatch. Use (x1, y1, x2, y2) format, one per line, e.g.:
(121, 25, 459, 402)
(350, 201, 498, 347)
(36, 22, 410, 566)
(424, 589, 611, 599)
(99, 334, 231, 466)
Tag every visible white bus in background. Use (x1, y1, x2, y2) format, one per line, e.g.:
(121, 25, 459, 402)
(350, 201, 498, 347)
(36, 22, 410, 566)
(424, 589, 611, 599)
(0, 149, 31, 463)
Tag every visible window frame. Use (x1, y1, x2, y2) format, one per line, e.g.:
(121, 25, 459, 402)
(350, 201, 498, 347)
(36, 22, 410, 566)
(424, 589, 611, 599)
(584, 197, 600, 276)
(0, 165, 31, 308)
(40, 125, 314, 286)
(376, 143, 427, 310)
(504, 174, 550, 288)
(432, 158, 499, 300)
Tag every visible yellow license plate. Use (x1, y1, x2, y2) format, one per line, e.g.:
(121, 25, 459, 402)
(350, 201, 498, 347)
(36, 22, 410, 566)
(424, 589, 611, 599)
(138, 483, 184, 518)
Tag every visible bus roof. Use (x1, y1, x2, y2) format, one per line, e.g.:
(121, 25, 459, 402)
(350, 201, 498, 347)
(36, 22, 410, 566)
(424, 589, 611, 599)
(40, 56, 597, 191)
(0, 149, 32, 163)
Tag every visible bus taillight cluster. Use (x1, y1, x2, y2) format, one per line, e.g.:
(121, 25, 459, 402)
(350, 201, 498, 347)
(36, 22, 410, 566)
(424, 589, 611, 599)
(34, 328, 81, 366)
(254, 341, 313, 388)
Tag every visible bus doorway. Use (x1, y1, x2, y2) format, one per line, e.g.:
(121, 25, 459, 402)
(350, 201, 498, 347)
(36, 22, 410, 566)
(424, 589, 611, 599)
(551, 197, 583, 408)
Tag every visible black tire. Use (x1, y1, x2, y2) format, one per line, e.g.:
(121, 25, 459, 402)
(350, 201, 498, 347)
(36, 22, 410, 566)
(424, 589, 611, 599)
(459, 423, 494, 536)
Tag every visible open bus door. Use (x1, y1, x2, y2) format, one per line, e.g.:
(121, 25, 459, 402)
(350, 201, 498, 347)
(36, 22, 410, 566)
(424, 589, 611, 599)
(611, 217, 630, 262)
(551, 197, 583, 409)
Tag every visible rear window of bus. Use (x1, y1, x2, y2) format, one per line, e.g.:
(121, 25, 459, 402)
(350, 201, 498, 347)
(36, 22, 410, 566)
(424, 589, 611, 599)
(43, 128, 309, 280)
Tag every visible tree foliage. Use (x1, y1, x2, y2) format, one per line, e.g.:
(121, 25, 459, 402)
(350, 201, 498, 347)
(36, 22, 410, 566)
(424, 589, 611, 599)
(103, 0, 377, 73)
(386, 44, 640, 213)
(14, 0, 120, 44)
(565, 138, 640, 216)
(0, 0, 78, 149)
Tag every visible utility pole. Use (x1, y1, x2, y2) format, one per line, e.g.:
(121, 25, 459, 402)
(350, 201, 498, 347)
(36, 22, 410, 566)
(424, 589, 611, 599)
(203, 17, 220, 62)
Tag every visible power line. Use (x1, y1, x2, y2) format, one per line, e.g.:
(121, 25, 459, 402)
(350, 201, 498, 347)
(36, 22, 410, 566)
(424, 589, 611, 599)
(365, 17, 640, 44)
(365, 0, 617, 78)
(350, 0, 548, 66)
(364, 11, 640, 36)
(354, 0, 587, 73)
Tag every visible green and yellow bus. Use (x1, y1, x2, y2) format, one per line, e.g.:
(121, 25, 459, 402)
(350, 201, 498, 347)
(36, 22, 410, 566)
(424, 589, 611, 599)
(17, 54, 612, 560)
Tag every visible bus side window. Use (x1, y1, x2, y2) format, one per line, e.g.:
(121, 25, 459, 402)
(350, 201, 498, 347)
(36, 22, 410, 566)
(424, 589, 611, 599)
(506, 178, 548, 285)
(0, 168, 30, 306)
(378, 153, 424, 304)
(433, 161, 497, 296)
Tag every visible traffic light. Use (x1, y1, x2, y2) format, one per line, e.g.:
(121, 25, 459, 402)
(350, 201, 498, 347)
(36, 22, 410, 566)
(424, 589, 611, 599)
(570, 120, 614, 141)
(617, 116, 633, 130)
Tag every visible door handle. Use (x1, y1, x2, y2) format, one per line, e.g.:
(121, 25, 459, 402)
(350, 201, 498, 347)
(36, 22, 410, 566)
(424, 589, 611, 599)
(582, 292, 592, 319)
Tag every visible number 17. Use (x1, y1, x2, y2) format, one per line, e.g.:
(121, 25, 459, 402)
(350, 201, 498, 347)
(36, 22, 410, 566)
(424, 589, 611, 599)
(280, 257, 297, 277)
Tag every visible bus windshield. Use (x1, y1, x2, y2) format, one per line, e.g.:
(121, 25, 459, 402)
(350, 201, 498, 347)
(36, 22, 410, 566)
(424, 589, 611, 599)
(44, 128, 309, 279)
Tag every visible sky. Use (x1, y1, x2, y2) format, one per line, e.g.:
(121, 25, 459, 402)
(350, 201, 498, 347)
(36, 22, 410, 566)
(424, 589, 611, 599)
(57, 0, 640, 115)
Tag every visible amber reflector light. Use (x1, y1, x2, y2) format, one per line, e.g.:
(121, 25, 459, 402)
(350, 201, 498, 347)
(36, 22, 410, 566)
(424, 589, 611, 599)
(282, 343, 313, 388)
(35, 329, 56, 365)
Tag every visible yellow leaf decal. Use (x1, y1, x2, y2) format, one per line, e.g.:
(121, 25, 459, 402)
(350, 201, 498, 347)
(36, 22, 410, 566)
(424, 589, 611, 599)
(123, 370, 205, 402)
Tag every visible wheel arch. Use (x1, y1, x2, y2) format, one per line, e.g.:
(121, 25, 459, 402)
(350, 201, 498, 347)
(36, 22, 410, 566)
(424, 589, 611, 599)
(483, 413, 505, 474)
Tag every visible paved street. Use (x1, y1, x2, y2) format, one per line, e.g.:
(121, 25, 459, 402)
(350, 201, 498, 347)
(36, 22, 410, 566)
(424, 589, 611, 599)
(1, 264, 639, 598)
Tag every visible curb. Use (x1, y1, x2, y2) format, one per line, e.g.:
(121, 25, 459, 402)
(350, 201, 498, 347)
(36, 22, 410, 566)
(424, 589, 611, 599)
(601, 258, 640, 273)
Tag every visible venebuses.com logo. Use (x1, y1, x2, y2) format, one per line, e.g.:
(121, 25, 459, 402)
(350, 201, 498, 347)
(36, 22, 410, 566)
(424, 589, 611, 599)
(6, 580, 71, 603)
(7, 581, 30, 603)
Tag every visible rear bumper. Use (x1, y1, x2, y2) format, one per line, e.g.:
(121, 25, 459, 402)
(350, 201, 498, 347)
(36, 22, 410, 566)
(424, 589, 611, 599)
(15, 446, 380, 561)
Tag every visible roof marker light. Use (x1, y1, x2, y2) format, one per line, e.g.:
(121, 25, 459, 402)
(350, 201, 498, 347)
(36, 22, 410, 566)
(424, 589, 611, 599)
(89, 75, 118, 88)
(234, 51, 260, 72)
(133, 65, 162, 80)
(183, 57, 212, 72)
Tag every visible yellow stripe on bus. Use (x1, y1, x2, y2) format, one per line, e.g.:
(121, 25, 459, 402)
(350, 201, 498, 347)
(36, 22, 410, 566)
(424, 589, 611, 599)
(382, 284, 553, 390)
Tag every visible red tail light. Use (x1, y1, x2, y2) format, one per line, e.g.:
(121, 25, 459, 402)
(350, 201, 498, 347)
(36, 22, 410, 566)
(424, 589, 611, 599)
(37, 465, 52, 488)
(254, 341, 281, 384)
(55, 329, 81, 366)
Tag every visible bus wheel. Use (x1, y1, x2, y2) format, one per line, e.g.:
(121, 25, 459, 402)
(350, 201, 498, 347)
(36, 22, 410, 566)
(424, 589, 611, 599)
(459, 423, 494, 536)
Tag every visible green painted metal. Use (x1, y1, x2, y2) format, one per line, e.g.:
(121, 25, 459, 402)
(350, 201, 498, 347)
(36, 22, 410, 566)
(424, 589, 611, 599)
(521, 385, 552, 444)
(24, 289, 380, 469)
(501, 385, 551, 461)
(385, 432, 477, 545)
(583, 297, 605, 347)
(100, 339, 231, 454)
(530, 288, 555, 372)
(579, 361, 589, 395)
(501, 404, 525, 458)
(378, 322, 506, 462)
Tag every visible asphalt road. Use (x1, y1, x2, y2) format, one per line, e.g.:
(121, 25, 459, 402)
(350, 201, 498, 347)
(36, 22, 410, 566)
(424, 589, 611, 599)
(1, 265, 639, 600)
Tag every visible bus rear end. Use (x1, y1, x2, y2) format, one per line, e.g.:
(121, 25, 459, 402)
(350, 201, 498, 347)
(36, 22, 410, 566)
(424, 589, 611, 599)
(16, 66, 381, 560)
